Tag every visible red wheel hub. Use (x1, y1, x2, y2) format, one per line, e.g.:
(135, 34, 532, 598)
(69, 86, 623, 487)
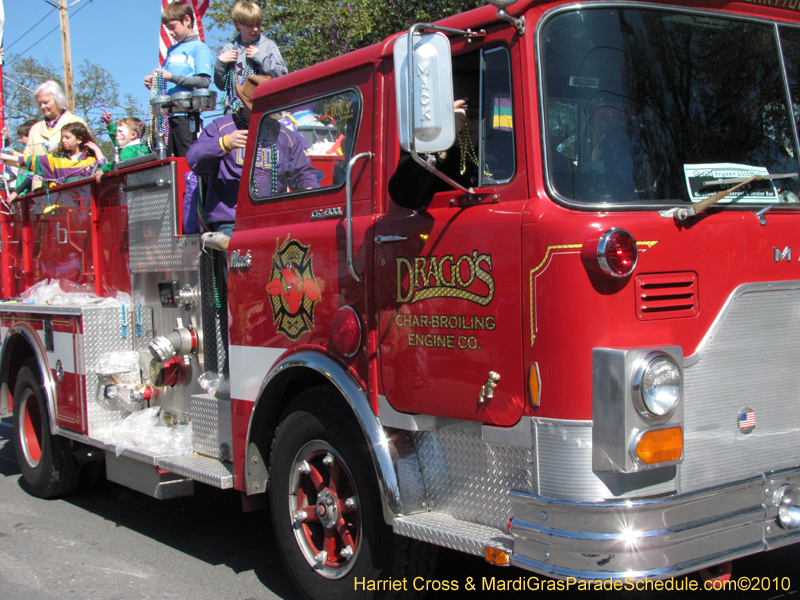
(20, 390, 43, 466)
(291, 446, 360, 576)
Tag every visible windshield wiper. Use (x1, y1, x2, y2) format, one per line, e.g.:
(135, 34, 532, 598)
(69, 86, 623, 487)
(662, 172, 798, 221)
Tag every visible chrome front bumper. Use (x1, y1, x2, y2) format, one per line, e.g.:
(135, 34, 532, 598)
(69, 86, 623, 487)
(509, 467, 800, 579)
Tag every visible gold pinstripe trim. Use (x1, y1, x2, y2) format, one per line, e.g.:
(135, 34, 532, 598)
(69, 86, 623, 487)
(528, 240, 659, 346)
(530, 244, 583, 276)
(529, 244, 582, 346)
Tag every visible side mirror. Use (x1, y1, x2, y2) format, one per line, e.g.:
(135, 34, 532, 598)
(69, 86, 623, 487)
(393, 31, 455, 154)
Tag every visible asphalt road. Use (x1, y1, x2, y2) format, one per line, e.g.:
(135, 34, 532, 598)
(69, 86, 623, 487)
(1, 415, 800, 600)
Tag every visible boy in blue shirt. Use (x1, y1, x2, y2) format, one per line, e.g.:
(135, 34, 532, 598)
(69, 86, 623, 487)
(144, 1, 214, 157)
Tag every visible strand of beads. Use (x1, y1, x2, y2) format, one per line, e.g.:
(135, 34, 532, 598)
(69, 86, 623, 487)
(149, 70, 170, 149)
(458, 126, 479, 176)
(250, 120, 279, 197)
(223, 37, 255, 113)
(457, 124, 492, 179)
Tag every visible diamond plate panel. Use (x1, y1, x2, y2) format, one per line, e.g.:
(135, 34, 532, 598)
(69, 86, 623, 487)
(393, 512, 511, 556)
(682, 287, 800, 491)
(412, 428, 533, 530)
(105, 451, 194, 499)
(81, 306, 134, 436)
(190, 393, 232, 460)
(158, 454, 233, 488)
(391, 430, 427, 514)
(127, 164, 199, 272)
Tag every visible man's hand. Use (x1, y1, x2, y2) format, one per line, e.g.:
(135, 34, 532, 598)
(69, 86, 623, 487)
(227, 130, 249, 150)
(454, 99, 468, 134)
(218, 49, 237, 63)
(144, 74, 153, 89)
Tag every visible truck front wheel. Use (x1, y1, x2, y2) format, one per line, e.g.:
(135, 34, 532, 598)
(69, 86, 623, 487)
(269, 388, 436, 599)
(12, 360, 80, 498)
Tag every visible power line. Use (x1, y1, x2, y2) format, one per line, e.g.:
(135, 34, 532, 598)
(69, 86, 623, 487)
(2, 75, 37, 95)
(14, 25, 60, 60)
(14, 0, 96, 61)
(5, 8, 57, 52)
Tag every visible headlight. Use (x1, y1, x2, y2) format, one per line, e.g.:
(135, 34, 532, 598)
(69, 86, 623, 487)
(633, 352, 682, 418)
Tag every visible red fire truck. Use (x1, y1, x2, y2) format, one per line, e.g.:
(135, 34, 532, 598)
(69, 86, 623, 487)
(3, 0, 800, 596)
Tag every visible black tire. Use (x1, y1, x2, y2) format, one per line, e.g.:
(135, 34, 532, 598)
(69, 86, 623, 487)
(12, 360, 81, 498)
(269, 387, 437, 600)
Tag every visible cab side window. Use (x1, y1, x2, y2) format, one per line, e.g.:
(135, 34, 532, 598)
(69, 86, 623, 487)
(451, 47, 515, 187)
(249, 90, 362, 200)
(480, 47, 515, 185)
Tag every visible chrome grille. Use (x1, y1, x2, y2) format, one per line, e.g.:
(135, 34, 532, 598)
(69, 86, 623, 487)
(680, 284, 800, 491)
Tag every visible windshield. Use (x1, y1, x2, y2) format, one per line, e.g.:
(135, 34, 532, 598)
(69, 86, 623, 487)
(541, 7, 800, 206)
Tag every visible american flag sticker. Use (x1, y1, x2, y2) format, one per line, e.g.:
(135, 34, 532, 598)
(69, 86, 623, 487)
(738, 408, 756, 434)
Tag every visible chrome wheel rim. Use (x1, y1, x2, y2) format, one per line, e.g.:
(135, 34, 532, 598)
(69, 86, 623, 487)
(288, 440, 361, 579)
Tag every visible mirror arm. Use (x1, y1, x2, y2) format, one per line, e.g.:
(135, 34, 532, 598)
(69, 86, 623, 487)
(409, 150, 472, 195)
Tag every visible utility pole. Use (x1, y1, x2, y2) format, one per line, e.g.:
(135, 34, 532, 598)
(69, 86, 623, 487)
(58, 0, 74, 111)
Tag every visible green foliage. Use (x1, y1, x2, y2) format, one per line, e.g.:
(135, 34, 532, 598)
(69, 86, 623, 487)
(3, 55, 62, 126)
(3, 54, 142, 154)
(206, 0, 483, 72)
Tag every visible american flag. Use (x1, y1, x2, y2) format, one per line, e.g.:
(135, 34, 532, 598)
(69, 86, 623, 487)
(738, 409, 756, 431)
(158, 0, 209, 67)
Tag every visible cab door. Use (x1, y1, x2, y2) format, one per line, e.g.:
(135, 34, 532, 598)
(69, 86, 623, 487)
(228, 80, 373, 402)
(375, 43, 526, 426)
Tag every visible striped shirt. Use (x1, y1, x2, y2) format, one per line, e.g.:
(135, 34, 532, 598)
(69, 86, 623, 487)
(18, 151, 98, 186)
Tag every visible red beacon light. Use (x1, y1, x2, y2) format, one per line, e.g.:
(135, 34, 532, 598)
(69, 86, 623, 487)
(331, 306, 362, 357)
(580, 228, 638, 278)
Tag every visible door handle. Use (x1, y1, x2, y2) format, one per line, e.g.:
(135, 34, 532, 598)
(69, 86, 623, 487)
(374, 235, 408, 244)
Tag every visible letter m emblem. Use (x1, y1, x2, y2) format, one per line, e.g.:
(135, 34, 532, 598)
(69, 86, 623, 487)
(774, 247, 792, 262)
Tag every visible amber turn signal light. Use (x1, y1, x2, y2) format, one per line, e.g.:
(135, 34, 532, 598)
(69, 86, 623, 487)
(635, 427, 683, 464)
(527, 363, 541, 407)
(485, 547, 510, 566)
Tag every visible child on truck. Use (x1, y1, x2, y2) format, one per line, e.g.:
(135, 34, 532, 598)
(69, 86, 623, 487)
(96, 114, 150, 180)
(144, 1, 214, 157)
(187, 75, 318, 252)
(214, 1, 287, 113)
(0, 122, 104, 186)
(4, 119, 38, 202)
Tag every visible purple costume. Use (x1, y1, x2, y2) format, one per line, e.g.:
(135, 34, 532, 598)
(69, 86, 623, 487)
(186, 114, 318, 224)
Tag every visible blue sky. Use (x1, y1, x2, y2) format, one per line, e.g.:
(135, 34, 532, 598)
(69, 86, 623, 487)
(3, 0, 232, 121)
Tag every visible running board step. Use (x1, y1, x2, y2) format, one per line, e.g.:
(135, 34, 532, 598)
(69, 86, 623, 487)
(105, 451, 194, 499)
(393, 513, 512, 557)
(158, 454, 234, 488)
